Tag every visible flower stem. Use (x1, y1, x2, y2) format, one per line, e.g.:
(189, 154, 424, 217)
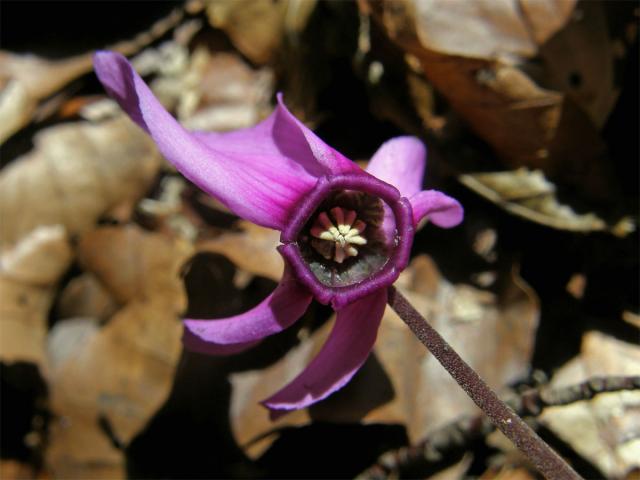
(387, 286, 582, 480)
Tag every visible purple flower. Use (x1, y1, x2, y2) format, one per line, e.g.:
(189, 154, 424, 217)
(94, 51, 463, 416)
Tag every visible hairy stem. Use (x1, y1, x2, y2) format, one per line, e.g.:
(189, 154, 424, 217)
(387, 286, 582, 480)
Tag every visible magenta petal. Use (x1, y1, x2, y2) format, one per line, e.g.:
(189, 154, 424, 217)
(366, 137, 426, 198)
(410, 190, 464, 228)
(94, 51, 356, 230)
(183, 328, 260, 356)
(262, 289, 387, 413)
(183, 272, 312, 349)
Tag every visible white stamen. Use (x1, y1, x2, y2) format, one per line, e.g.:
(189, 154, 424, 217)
(310, 206, 367, 263)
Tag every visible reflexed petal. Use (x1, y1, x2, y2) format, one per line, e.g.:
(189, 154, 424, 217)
(366, 137, 426, 198)
(183, 271, 312, 348)
(94, 51, 358, 230)
(183, 328, 260, 356)
(410, 190, 464, 228)
(262, 289, 387, 413)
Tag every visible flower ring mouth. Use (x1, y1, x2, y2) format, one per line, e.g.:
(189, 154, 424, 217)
(278, 173, 414, 309)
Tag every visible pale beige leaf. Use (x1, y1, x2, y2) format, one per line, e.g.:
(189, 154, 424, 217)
(197, 221, 283, 282)
(0, 225, 72, 366)
(459, 168, 634, 236)
(46, 226, 192, 478)
(204, 0, 317, 64)
(56, 274, 119, 322)
(0, 116, 161, 248)
(377, 0, 575, 60)
(0, 8, 183, 143)
(540, 332, 640, 478)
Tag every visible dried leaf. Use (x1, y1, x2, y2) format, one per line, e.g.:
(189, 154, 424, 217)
(366, 0, 562, 163)
(396, 0, 575, 59)
(538, 1, 619, 127)
(459, 168, 635, 236)
(203, 0, 317, 64)
(540, 332, 640, 478)
(77, 225, 192, 306)
(364, 0, 619, 199)
(0, 8, 183, 143)
(197, 221, 283, 282)
(46, 226, 192, 478)
(55, 274, 119, 322)
(0, 225, 73, 366)
(0, 116, 161, 248)
(183, 51, 274, 131)
(0, 460, 44, 480)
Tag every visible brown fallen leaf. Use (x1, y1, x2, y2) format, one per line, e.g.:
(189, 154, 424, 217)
(184, 51, 274, 131)
(363, 1, 620, 200)
(537, 1, 620, 128)
(201, 0, 317, 64)
(390, 0, 575, 59)
(46, 225, 193, 479)
(0, 7, 184, 143)
(459, 168, 635, 236)
(55, 274, 119, 322)
(77, 225, 192, 306)
(0, 116, 161, 248)
(540, 332, 640, 478)
(0, 459, 47, 480)
(229, 254, 539, 456)
(0, 225, 73, 366)
(196, 220, 283, 283)
(480, 465, 538, 480)
(362, 0, 569, 166)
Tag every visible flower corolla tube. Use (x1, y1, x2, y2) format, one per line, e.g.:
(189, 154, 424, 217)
(94, 51, 463, 416)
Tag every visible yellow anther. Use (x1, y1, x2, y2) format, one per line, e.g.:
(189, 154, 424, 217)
(310, 206, 367, 263)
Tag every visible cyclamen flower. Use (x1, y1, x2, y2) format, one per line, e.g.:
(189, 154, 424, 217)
(94, 51, 463, 416)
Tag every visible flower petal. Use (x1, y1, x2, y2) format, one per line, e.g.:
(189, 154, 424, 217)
(410, 190, 464, 228)
(183, 329, 260, 356)
(94, 51, 358, 230)
(183, 270, 312, 348)
(366, 136, 426, 198)
(261, 289, 387, 414)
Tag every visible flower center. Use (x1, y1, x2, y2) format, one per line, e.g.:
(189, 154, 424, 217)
(310, 207, 367, 264)
(278, 173, 415, 309)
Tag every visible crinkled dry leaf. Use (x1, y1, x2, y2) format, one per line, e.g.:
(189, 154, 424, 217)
(0, 460, 44, 480)
(46, 226, 192, 479)
(459, 168, 634, 236)
(399, 0, 575, 59)
(0, 225, 72, 366)
(363, 0, 563, 167)
(538, 1, 619, 127)
(0, 52, 94, 143)
(479, 466, 538, 480)
(197, 220, 283, 283)
(540, 332, 640, 478)
(0, 116, 161, 248)
(77, 225, 191, 306)
(363, 0, 619, 198)
(229, 254, 539, 456)
(0, 8, 183, 143)
(55, 274, 119, 322)
(202, 0, 317, 64)
(184, 52, 274, 131)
